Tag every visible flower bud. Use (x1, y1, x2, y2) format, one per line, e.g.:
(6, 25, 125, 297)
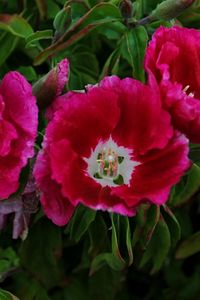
(33, 58, 69, 109)
(151, 0, 195, 20)
(119, 0, 133, 19)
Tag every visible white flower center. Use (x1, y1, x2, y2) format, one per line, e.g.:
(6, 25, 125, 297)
(85, 137, 140, 187)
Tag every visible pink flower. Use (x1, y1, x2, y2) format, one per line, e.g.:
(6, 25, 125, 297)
(145, 26, 200, 143)
(34, 76, 190, 226)
(0, 72, 38, 200)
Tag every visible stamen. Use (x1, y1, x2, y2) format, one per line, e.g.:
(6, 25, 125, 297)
(188, 92, 194, 98)
(183, 85, 190, 93)
(97, 147, 119, 179)
(183, 85, 194, 98)
(85, 137, 140, 187)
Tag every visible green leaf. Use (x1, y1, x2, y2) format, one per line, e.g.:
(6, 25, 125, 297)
(19, 219, 62, 289)
(140, 205, 160, 248)
(0, 14, 33, 38)
(66, 205, 96, 242)
(46, 0, 60, 19)
(170, 164, 200, 206)
(161, 205, 181, 247)
(34, 3, 121, 65)
(90, 214, 133, 273)
(11, 272, 50, 300)
(90, 252, 125, 274)
(88, 213, 108, 257)
(0, 289, 19, 300)
(176, 231, 200, 259)
(17, 66, 37, 81)
(0, 247, 20, 282)
(100, 48, 121, 79)
(0, 32, 18, 66)
(120, 26, 148, 82)
(89, 266, 122, 300)
(140, 217, 171, 273)
(25, 30, 53, 48)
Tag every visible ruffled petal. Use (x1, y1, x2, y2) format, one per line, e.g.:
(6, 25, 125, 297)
(101, 76, 173, 154)
(112, 133, 190, 207)
(34, 151, 75, 226)
(0, 71, 38, 137)
(46, 88, 120, 157)
(0, 71, 38, 200)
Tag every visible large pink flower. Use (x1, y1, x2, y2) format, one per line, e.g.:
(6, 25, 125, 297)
(145, 26, 200, 143)
(34, 76, 190, 226)
(0, 72, 38, 200)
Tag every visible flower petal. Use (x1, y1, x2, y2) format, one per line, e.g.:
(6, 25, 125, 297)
(34, 151, 75, 226)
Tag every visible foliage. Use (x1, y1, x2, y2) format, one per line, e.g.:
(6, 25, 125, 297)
(0, 0, 200, 299)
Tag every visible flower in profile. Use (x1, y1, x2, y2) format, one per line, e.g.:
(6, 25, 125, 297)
(34, 76, 190, 226)
(0, 71, 38, 200)
(33, 58, 69, 110)
(145, 26, 200, 143)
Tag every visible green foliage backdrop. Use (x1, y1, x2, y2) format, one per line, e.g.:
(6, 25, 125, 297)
(0, 0, 200, 299)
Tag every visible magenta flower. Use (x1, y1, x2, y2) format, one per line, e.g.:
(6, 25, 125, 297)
(145, 26, 200, 144)
(0, 72, 38, 200)
(34, 76, 190, 226)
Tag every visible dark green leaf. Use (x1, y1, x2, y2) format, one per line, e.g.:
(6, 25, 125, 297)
(140, 205, 160, 248)
(176, 231, 200, 259)
(0, 289, 19, 300)
(66, 205, 96, 242)
(0, 32, 18, 66)
(100, 48, 121, 79)
(0, 247, 20, 282)
(170, 164, 200, 206)
(17, 66, 37, 81)
(19, 219, 62, 289)
(25, 30, 53, 48)
(120, 26, 148, 81)
(90, 252, 125, 274)
(11, 272, 50, 300)
(161, 205, 181, 247)
(140, 217, 171, 273)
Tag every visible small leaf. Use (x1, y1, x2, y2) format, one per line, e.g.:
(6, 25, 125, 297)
(0, 14, 33, 38)
(0, 289, 20, 300)
(66, 205, 96, 242)
(140, 205, 160, 248)
(140, 217, 171, 273)
(16, 66, 37, 81)
(161, 205, 181, 247)
(25, 30, 53, 48)
(90, 252, 124, 274)
(0, 32, 18, 66)
(170, 164, 200, 206)
(100, 48, 121, 79)
(0, 247, 20, 282)
(176, 231, 200, 259)
(120, 26, 148, 82)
